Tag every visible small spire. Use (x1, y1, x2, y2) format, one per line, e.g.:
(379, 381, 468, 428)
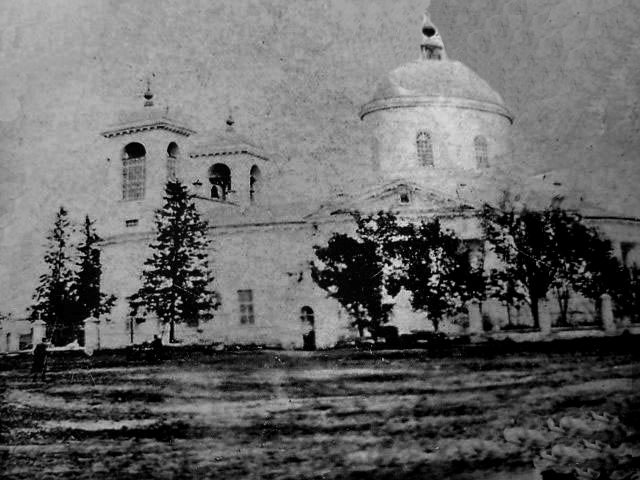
(143, 78, 154, 107)
(225, 112, 235, 132)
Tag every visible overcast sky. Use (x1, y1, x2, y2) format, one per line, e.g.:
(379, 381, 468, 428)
(1, 0, 639, 312)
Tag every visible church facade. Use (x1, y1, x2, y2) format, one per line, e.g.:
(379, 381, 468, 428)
(3, 12, 639, 353)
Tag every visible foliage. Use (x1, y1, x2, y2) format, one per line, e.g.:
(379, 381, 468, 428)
(28, 207, 77, 345)
(28, 209, 115, 346)
(393, 218, 485, 331)
(71, 215, 116, 325)
(481, 199, 622, 328)
(486, 269, 527, 327)
(129, 181, 219, 343)
(544, 208, 621, 325)
(311, 212, 395, 338)
(481, 203, 553, 328)
(312, 212, 483, 334)
(614, 265, 640, 321)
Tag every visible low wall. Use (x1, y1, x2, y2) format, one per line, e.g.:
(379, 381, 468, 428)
(0, 319, 46, 353)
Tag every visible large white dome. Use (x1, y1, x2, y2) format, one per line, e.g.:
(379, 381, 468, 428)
(361, 59, 512, 122)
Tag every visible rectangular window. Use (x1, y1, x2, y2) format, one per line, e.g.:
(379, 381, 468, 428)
(123, 156, 146, 201)
(238, 289, 255, 325)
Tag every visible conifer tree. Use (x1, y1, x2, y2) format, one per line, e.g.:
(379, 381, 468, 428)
(29, 206, 76, 345)
(129, 181, 218, 343)
(71, 215, 116, 326)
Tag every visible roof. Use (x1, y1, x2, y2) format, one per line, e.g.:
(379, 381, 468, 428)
(193, 198, 314, 228)
(306, 179, 476, 222)
(190, 127, 268, 161)
(101, 106, 196, 138)
(360, 59, 512, 122)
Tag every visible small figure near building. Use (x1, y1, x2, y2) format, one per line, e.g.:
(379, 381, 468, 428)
(151, 334, 164, 363)
(31, 338, 49, 382)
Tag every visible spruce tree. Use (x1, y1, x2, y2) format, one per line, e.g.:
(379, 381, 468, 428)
(129, 181, 218, 343)
(71, 215, 116, 328)
(29, 206, 76, 345)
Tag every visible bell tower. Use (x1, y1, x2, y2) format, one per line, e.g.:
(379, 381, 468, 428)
(100, 82, 197, 233)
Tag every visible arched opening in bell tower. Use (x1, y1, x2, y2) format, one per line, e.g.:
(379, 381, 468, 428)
(167, 142, 179, 181)
(249, 165, 262, 203)
(122, 142, 146, 201)
(208, 163, 231, 200)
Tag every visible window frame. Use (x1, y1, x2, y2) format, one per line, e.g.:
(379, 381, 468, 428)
(238, 289, 255, 325)
(300, 306, 315, 326)
(416, 130, 434, 167)
(474, 135, 489, 169)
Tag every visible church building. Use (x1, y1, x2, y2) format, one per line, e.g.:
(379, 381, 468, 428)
(3, 11, 639, 353)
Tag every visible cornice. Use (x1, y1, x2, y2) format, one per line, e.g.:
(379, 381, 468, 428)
(359, 95, 514, 123)
(190, 146, 268, 162)
(101, 121, 197, 139)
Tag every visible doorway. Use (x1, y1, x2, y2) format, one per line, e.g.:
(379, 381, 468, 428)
(300, 306, 316, 351)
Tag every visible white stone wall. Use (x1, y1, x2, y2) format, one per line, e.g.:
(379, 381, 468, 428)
(99, 220, 353, 349)
(97, 129, 197, 236)
(0, 319, 42, 353)
(365, 104, 511, 178)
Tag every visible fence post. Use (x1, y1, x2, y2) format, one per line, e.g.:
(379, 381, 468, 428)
(32, 320, 47, 346)
(600, 294, 616, 334)
(84, 317, 101, 354)
(467, 301, 483, 335)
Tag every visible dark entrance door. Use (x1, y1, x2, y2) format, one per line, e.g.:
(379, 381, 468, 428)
(300, 306, 316, 351)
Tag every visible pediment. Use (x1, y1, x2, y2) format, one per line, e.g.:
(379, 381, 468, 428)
(306, 180, 475, 221)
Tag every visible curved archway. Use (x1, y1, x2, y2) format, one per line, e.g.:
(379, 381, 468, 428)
(167, 142, 179, 180)
(123, 142, 146, 159)
(122, 142, 146, 200)
(208, 163, 231, 200)
(167, 142, 179, 158)
(249, 165, 262, 203)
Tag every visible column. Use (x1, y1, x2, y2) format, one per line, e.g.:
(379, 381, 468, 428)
(32, 320, 47, 345)
(600, 294, 616, 334)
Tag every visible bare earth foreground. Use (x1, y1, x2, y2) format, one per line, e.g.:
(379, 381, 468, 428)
(1, 343, 638, 479)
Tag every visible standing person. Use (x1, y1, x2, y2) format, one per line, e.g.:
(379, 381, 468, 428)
(151, 334, 164, 363)
(31, 338, 49, 382)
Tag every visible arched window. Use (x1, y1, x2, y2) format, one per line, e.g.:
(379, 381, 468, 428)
(249, 165, 261, 203)
(208, 163, 231, 200)
(474, 136, 489, 169)
(167, 142, 178, 181)
(300, 306, 315, 326)
(416, 131, 434, 167)
(122, 142, 146, 201)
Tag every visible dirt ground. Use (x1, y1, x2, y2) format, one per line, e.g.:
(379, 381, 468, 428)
(1, 345, 638, 479)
